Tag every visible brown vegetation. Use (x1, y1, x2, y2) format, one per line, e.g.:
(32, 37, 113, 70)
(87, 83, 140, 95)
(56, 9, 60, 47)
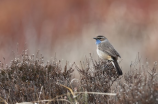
(0, 52, 157, 104)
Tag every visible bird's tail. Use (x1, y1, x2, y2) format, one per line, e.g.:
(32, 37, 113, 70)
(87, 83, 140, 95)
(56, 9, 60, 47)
(113, 58, 123, 75)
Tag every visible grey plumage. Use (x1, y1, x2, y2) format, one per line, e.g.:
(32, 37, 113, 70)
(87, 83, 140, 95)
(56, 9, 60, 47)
(98, 39, 121, 58)
(94, 35, 123, 75)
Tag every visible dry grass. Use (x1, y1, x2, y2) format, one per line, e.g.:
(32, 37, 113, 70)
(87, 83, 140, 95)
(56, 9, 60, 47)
(0, 51, 157, 104)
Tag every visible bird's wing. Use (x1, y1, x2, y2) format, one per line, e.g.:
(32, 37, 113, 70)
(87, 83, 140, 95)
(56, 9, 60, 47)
(98, 40, 121, 58)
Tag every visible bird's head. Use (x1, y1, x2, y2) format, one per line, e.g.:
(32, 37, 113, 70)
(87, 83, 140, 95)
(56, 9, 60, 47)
(93, 35, 107, 45)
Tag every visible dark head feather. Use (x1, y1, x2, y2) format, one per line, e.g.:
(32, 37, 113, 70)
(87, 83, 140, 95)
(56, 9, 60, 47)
(94, 35, 107, 41)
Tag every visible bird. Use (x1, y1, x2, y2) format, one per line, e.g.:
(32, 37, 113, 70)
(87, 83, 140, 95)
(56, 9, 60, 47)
(93, 35, 123, 75)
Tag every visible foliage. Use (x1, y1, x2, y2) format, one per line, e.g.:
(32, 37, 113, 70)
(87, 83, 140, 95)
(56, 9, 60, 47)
(0, 51, 157, 104)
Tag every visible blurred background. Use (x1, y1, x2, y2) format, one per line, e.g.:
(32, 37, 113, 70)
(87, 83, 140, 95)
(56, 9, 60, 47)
(0, 0, 158, 72)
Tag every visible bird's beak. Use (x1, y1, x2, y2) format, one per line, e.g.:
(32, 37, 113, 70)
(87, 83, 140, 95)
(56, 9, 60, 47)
(93, 37, 97, 40)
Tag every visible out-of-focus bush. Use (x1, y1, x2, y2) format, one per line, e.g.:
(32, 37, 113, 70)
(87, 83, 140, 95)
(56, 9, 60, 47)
(0, 52, 158, 104)
(0, 50, 74, 104)
(109, 61, 158, 104)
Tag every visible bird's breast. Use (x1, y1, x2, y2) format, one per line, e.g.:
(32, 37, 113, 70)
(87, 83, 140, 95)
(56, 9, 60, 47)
(97, 49, 113, 60)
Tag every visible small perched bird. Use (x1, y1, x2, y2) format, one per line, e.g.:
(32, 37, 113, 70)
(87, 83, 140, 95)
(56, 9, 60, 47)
(93, 35, 123, 75)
